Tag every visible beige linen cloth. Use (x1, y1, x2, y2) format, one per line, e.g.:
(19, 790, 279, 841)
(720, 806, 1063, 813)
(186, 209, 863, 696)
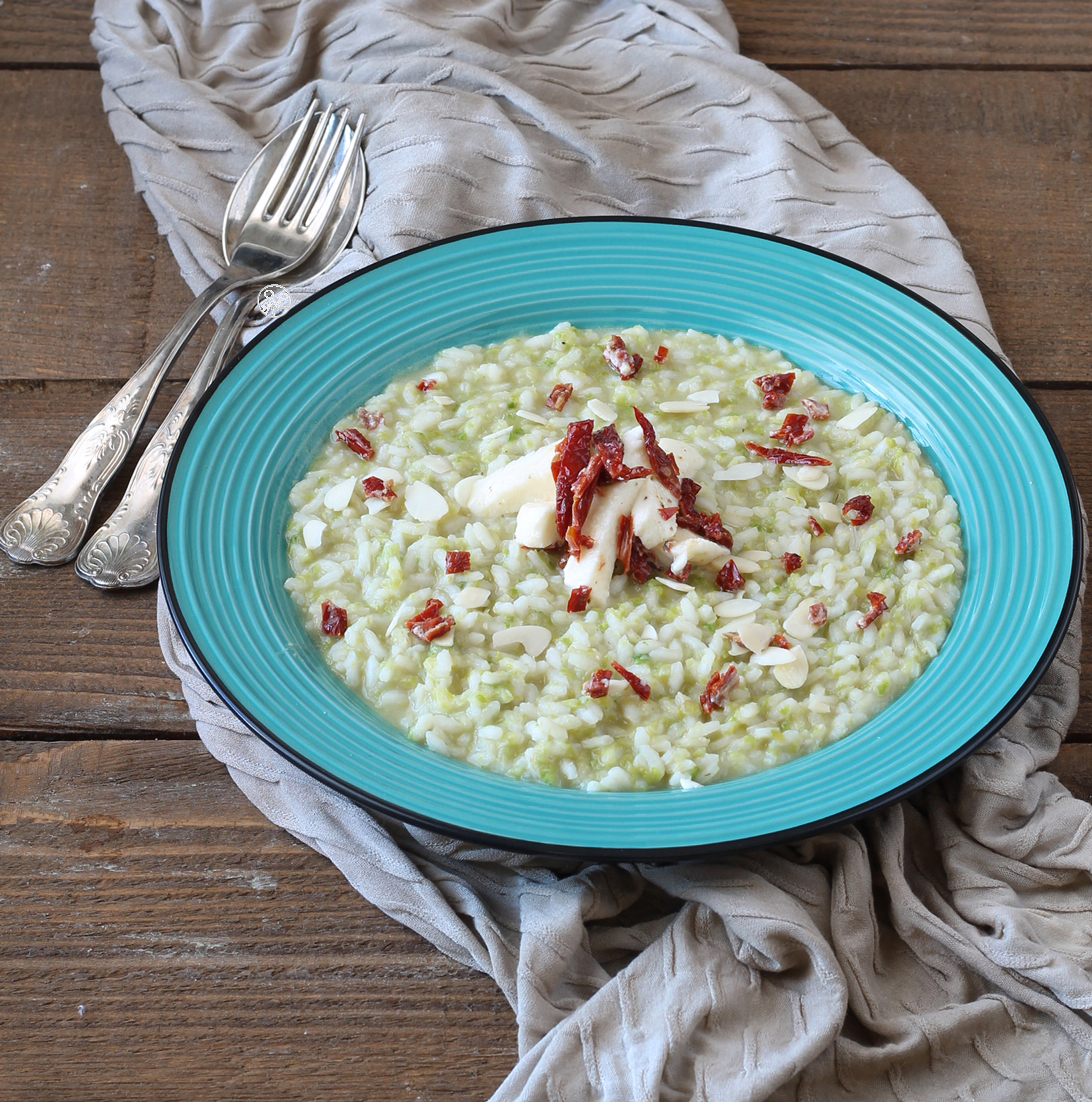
(93, 1, 1091, 1097)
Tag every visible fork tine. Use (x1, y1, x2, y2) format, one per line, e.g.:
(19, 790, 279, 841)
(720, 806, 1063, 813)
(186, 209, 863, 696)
(250, 96, 321, 222)
(291, 112, 364, 234)
(270, 103, 336, 224)
(288, 109, 352, 229)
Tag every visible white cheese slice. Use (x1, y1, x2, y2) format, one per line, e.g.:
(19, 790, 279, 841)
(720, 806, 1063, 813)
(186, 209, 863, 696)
(630, 479, 678, 548)
(563, 479, 643, 606)
(515, 501, 558, 548)
(464, 441, 557, 518)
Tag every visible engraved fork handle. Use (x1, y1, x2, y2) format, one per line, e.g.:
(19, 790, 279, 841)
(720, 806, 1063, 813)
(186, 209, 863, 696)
(0, 272, 242, 565)
(74, 292, 255, 588)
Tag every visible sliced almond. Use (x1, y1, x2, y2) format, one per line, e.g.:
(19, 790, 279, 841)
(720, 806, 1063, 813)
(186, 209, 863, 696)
(655, 576, 694, 592)
(492, 625, 552, 658)
(515, 409, 549, 425)
(773, 646, 809, 688)
(737, 621, 774, 653)
(404, 482, 449, 523)
(585, 398, 617, 422)
(714, 597, 761, 618)
(837, 401, 878, 431)
(301, 518, 326, 550)
(323, 476, 357, 511)
(783, 598, 822, 639)
(686, 389, 720, 404)
(454, 586, 490, 609)
(421, 456, 452, 475)
(713, 462, 764, 481)
(452, 475, 482, 508)
(659, 400, 708, 414)
(750, 646, 799, 667)
(784, 465, 830, 490)
(817, 500, 842, 524)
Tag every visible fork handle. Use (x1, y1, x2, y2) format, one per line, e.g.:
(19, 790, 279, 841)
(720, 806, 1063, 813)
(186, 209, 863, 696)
(0, 271, 236, 565)
(74, 290, 254, 588)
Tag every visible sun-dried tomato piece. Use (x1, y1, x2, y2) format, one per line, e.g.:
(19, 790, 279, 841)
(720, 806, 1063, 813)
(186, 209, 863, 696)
(857, 591, 888, 630)
(321, 600, 348, 636)
(567, 586, 592, 613)
(770, 633, 792, 649)
(617, 514, 634, 574)
(627, 535, 657, 584)
(895, 529, 923, 555)
(405, 598, 455, 642)
(416, 378, 437, 392)
(358, 409, 385, 430)
(801, 397, 830, 421)
(700, 665, 739, 714)
(753, 372, 796, 410)
(445, 551, 471, 574)
(782, 552, 803, 575)
(770, 413, 814, 447)
(808, 603, 828, 627)
(842, 494, 874, 526)
(665, 563, 692, 583)
(593, 424, 651, 482)
(611, 661, 651, 700)
(545, 383, 574, 411)
(361, 476, 396, 502)
(334, 427, 374, 460)
(807, 516, 825, 537)
(566, 450, 606, 556)
(676, 476, 733, 549)
(584, 669, 612, 698)
(653, 345, 669, 363)
(659, 506, 678, 521)
(745, 442, 831, 466)
(633, 407, 681, 498)
(553, 420, 594, 541)
(603, 335, 643, 380)
(715, 560, 745, 592)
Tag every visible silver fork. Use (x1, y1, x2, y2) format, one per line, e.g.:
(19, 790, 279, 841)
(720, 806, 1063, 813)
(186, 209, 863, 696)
(0, 100, 364, 567)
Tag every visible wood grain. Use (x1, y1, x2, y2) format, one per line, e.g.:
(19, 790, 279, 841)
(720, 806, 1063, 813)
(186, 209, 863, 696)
(4, 67, 1091, 387)
(3, 737, 1090, 1100)
(4, 1, 1092, 70)
(0, 70, 198, 383)
(0, 741, 516, 1101)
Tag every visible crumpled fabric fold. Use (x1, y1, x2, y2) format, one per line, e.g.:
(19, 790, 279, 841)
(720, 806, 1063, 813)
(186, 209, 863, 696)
(97, 0, 1091, 1095)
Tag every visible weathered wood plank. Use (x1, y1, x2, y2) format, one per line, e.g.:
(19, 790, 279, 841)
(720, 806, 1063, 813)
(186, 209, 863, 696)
(789, 68, 1092, 386)
(3, 70, 1091, 387)
(0, 740, 516, 1100)
(3, 1, 1092, 70)
(1, 736, 1087, 1101)
(0, 70, 197, 384)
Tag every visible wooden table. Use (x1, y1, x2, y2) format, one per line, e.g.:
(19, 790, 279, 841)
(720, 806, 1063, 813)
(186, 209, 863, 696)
(2, 3, 1089, 1097)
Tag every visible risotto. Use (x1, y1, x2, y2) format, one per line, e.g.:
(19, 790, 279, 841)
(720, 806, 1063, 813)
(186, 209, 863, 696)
(284, 324, 963, 791)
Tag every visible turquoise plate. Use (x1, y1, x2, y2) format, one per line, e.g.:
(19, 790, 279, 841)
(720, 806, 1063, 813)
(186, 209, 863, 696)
(160, 218, 1081, 859)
